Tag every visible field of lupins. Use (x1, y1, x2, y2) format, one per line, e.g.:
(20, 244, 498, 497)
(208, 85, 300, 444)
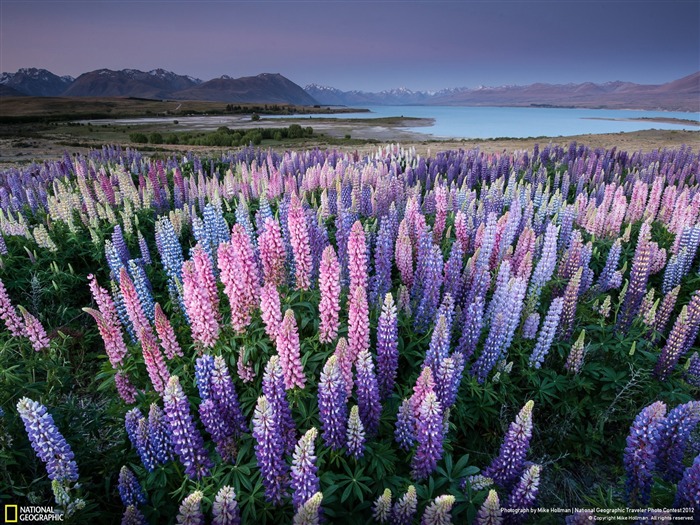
(0, 142, 699, 524)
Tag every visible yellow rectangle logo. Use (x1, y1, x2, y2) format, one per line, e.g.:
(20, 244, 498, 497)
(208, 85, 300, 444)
(5, 504, 18, 523)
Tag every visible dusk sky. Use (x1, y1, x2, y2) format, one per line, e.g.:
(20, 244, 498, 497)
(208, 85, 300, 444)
(1, 0, 698, 92)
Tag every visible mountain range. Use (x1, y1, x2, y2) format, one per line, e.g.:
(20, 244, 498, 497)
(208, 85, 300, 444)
(1, 67, 698, 112)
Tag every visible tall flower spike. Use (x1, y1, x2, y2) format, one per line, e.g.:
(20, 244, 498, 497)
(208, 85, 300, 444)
(20, 307, 50, 351)
(219, 224, 260, 334)
(122, 505, 148, 525)
(654, 300, 694, 380)
(395, 398, 415, 451)
(212, 486, 241, 525)
(318, 245, 341, 344)
(346, 405, 366, 459)
(293, 492, 323, 525)
(125, 408, 154, 471)
(506, 464, 541, 518)
(377, 292, 399, 400)
(483, 400, 535, 488)
(147, 403, 173, 465)
(395, 219, 414, 287)
(262, 355, 297, 454)
(348, 220, 368, 292)
(564, 330, 586, 375)
(0, 277, 23, 336)
(624, 401, 666, 506)
(421, 494, 456, 525)
(674, 454, 700, 510)
(211, 356, 247, 436)
(348, 284, 370, 364)
(276, 309, 306, 390)
(558, 267, 582, 340)
(529, 298, 564, 369)
(259, 218, 286, 287)
(288, 194, 313, 290)
(118, 466, 147, 507)
(476, 490, 502, 525)
(391, 486, 417, 525)
(119, 267, 150, 340)
(411, 392, 444, 480)
(655, 401, 700, 483)
(355, 348, 381, 436)
(252, 396, 290, 505)
(162, 376, 212, 480)
(617, 222, 652, 332)
(181, 260, 219, 348)
(115, 371, 137, 404)
(291, 428, 320, 509)
(260, 282, 283, 342)
(317, 355, 348, 450)
(139, 327, 170, 394)
(373, 489, 392, 523)
(176, 491, 204, 525)
(154, 303, 183, 359)
(17, 397, 79, 483)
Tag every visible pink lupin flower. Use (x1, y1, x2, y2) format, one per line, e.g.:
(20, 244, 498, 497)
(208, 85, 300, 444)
(410, 367, 436, 420)
(182, 260, 219, 348)
(114, 370, 137, 404)
(192, 246, 220, 322)
(347, 284, 370, 365)
(334, 337, 353, 398)
(260, 283, 283, 342)
(119, 267, 150, 339)
(88, 274, 121, 329)
(288, 194, 312, 290)
(154, 303, 183, 359)
(237, 347, 256, 383)
(83, 307, 127, 366)
(433, 185, 448, 243)
(348, 220, 368, 292)
(454, 210, 469, 254)
(0, 278, 24, 337)
(259, 218, 286, 287)
(395, 219, 414, 287)
(140, 327, 170, 394)
(318, 246, 341, 344)
(20, 307, 50, 351)
(219, 224, 260, 334)
(276, 309, 306, 390)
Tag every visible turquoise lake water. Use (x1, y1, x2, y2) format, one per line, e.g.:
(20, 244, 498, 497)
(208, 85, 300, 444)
(269, 105, 699, 139)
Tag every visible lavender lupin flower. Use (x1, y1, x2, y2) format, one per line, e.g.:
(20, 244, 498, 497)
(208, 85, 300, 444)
(674, 454, 700, 510)
(122, 505, 148, 525)
(624, 401, 667, 506)
(355, 348, 381, 436)
(252, 395, 290, 505)
(411, 392, 444, 480)
(163, 376, 212, 480)
(686, 352, 700, 387)
(212, 486, 241, 525)
(199, 399, 237, 462)
(529, 298, 564, 369)
(483, 400, 534, 488)
(125, 409, 155, 471)
(373, 488, 392, 523)
(655, 401, 700, 483)
(564, 330, 586, 375)
(262, 355, 297, 454)
(293, 492, 323, 525)
(176, 491, 204, 525)
(505, 465, 541, 522)
(391, 485, 417, 525)
(371, 219, 394, 306)
(17, 397, 79, 483)
(377, 292, 399, 400)
(421, 495, 455, 525)
(291, 427, 320, 509)
(317, 355, 348, 450)
(618, 222, 652, 332)
(346, 405, 366, 459)
(456, 296, 484, 360)
(147, 403, 172, 465)
(476, 490, 502, 525)
(118, 466, 147, 507)
(521, 313, 539, 340)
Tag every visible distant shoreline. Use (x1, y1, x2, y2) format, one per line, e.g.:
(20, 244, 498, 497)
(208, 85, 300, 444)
(582, 116, 699, 127)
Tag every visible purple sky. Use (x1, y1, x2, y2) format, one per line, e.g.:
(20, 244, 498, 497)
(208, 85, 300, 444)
(1, 0, 698, 91)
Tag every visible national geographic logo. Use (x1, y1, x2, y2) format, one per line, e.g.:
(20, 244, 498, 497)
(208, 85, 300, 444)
(4, 504, 64, 522)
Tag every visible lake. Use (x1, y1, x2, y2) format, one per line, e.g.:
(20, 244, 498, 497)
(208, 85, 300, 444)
(268, 105, 699, 139)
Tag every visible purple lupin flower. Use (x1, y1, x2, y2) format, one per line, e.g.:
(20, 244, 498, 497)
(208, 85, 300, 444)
(505, 465, 541, 523)
(176, 491, 204, 525)
(137, 231, 151, 265)
(624, 401, 667, 506)
(291, 427, 319, 509)
(564, 330, 586, 375)
(118, 466, 147, 507)
(476, 490, 502, 525)
(421, 494, 456, 525)
(674, 454, 700, 510)
(391, 485, 417, 525)
(252, 395, 290, 505)
(471, 308, 509, 384)
(521, 313, 539, 340)
(373, 488, 392, 523)
(443, 241, 464, 305)
(263, 355, 297, 454)
(558, 267, 582, 340)
(293, 492, 323, 525)
(426, 313, 451, 380)
(411, 392, 444, 480)
(212, 486, 241, 525)
(114, 371, 137, 404)
(355, 348, 381, 437)
(122, 505, 148, 525)
(16, 397, 79, 483)
(370, 219, 394, 306)
(211, 356, 247, 435)
(346, 405, 366, 459)
(483, 400, 535, 488)
(317, 355, 348, 450)
(528, 298, 564, 369)
(655, 401, 700, 483)
(654, 292, 700, 380)
(199, 399, 237, 462)
(435, 354, 465, 411)
(348, 220, 368, 292)
(147, 403, 172, 465)
(617, 222, 652, 332)
(686, 352, 700, 387)
(162, 376, 212, 480)
(395, 398, 415, 451)
(414, 244, 444, 333)
(595, 238, 622, 292)
(528, 223, 559, 301)
(456, 295, 484, 360)
(125, 408, 155, 471)
(376, 292, 399, 400)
